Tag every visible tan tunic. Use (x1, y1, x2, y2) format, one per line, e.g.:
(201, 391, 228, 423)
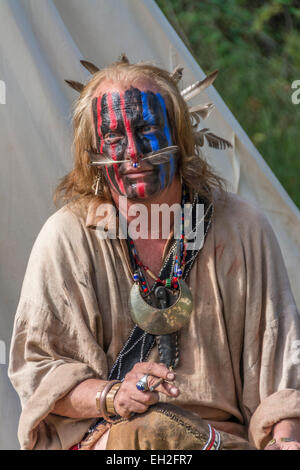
(8, 191, 300, 450)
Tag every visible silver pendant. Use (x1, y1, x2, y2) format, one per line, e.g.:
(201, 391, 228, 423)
(129, 279, 193, 335)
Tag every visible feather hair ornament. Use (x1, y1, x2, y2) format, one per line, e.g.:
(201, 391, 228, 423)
(194, 128, 232, 150)
(180, 69, 232, 150)
(189, 103, 215, 125)
(64, 57, 232, 150)
(181, 69, 219, 101)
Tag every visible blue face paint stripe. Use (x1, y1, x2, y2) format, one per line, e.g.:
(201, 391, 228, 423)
(169, 155, 175, 182)
(141, 91, 159, 152)
(141, 91, 175, 189)
(141, 91, 156, 125)
(159, 163, 166, 188)
(156, 93, 172, 145)
(157, 93, 175, 182)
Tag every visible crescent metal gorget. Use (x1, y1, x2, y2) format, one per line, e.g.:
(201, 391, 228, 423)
(129, 279, 193, 335)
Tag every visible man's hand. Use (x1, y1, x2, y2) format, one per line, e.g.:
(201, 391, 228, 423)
(264, 438, 300, 450)
(264, 418, 300, 450)
(114, 362, 180, 418)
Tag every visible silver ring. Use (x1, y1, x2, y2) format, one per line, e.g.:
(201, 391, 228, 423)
(136, 374, 149, 392)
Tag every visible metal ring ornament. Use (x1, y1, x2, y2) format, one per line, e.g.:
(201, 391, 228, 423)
(129, 279, 193, 335)
(136, 374, 150, 392)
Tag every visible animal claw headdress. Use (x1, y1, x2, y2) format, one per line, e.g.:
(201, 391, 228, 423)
(65, 54, 232, 152)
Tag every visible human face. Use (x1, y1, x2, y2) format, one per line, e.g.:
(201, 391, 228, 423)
(92, 83, 178, 199)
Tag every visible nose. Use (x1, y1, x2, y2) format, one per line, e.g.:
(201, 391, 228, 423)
(125, 133, 142, 167)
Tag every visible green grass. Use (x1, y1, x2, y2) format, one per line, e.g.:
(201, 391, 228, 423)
(156, 0, 300, 207)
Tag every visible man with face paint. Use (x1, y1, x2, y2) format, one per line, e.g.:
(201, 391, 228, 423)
(8, 59, 300, 451)
(92, 85, 177, 200)
(87, 79, 186, 448)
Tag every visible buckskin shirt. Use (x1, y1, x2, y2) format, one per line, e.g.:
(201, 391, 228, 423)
(8, 191, 300, 450)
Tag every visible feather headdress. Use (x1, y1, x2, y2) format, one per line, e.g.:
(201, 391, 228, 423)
(65, 54, 232, 151)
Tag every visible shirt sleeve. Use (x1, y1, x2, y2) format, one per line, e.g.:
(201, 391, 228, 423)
(8, 207, 108, 450)
(238, 204, 300, 449)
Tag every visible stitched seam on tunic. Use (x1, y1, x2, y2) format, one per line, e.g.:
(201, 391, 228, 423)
(153, 405, 208, 441)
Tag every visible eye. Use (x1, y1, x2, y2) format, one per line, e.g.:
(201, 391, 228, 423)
(104, 132, 122, 143)
(140, 125, 158, 134)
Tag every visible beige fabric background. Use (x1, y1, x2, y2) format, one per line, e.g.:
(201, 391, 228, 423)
(0, 0, 299, 449)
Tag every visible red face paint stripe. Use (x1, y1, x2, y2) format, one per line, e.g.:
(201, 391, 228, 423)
(97, 96, 104, 153)
(107, 98, 125, 194)
(105, 166, 114, 187)
(110, 141, 117, 161)
(112, 145, 125, 194)
(137, 181, 145, 198)
(113, 163, 125, 194)
(99, 96, 125, 195)
(119, 92, 137, 162)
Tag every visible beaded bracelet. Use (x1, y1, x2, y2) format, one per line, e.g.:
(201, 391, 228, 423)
(97, 380, 121, 423)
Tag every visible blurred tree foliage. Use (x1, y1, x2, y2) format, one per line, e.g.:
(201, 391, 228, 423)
(156, 0, 300, 207)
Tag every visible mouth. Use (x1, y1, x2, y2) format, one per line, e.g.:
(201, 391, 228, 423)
(123, 169, 153, 177)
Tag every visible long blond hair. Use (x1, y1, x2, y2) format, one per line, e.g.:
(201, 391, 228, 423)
(54, 60, 226, 209)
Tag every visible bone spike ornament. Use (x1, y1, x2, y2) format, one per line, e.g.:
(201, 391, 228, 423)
(119, 53, 130, 63)
(64, 80, 84, 93)
(80, 60, 100, 74)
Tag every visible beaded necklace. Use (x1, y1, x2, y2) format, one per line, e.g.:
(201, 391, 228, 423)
(128, 187, 189, 295)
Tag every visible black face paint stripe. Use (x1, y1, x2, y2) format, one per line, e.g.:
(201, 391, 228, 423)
(111, 92, 124, 134)
(92, 97, 101, 153)
(123, 88, 144, 157)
